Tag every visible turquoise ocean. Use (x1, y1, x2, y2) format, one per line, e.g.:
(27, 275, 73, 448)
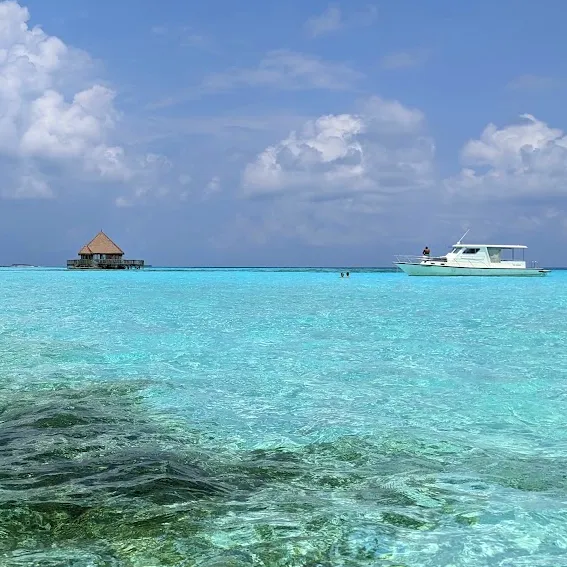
(1, 267, 566, 566)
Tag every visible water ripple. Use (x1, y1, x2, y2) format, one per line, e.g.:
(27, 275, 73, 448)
(0, 269, 566, 565)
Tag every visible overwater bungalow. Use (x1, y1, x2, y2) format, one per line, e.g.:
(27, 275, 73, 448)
(67, 231, 144, 270)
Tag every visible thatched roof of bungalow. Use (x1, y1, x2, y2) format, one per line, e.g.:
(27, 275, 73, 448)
(79, 231, 124, 256)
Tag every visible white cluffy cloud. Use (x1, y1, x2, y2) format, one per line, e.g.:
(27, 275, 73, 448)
(242, 96, 435, 200)
(506, 74, 557, 91)
(304, 4, 378, 38)
(0, 0, 160, 199)
(446, 114, 567, 199)
(151, 49, 361, 108)
(304, 4, 343, 37)
(204, 175, 220, 196)
(380, 50, 430, 70)
(201, 50, 361, 93)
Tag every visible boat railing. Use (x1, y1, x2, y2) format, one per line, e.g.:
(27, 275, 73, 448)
(67, 259, 145, 268)
(394, 255, 447, 263)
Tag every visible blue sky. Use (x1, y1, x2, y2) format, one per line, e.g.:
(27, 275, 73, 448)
(1, 0, 567, 266)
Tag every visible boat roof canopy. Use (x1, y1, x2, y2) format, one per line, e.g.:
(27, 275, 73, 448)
(452, 243, 527, 249)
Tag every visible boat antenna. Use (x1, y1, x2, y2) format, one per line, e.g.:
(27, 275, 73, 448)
(457, 228, 470, 245)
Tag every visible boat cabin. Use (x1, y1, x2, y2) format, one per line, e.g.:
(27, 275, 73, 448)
(432, 244, 527, 269)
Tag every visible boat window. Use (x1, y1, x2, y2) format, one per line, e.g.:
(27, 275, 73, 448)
(487, 247, 501, 263)
(500, 248, 522, 261)
(462, 248, 480, 254)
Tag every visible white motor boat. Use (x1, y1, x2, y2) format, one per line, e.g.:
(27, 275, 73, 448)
(395, 232, 549, 276)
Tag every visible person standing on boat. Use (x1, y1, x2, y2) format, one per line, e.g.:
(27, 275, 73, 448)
(422, 246, 430, 256)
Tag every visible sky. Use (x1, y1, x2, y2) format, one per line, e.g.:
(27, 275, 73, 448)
(0, 0, 566, 267)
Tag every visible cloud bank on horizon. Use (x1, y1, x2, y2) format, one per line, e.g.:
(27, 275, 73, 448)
(0, 0, 566, 265)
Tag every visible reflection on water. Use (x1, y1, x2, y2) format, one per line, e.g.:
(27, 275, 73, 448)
(1, 382, 566, 566)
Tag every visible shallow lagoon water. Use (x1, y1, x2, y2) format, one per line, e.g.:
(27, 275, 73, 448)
(0, 267, 566, 566)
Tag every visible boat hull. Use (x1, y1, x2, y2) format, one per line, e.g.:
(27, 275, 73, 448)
(395, 263, 549, 276)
